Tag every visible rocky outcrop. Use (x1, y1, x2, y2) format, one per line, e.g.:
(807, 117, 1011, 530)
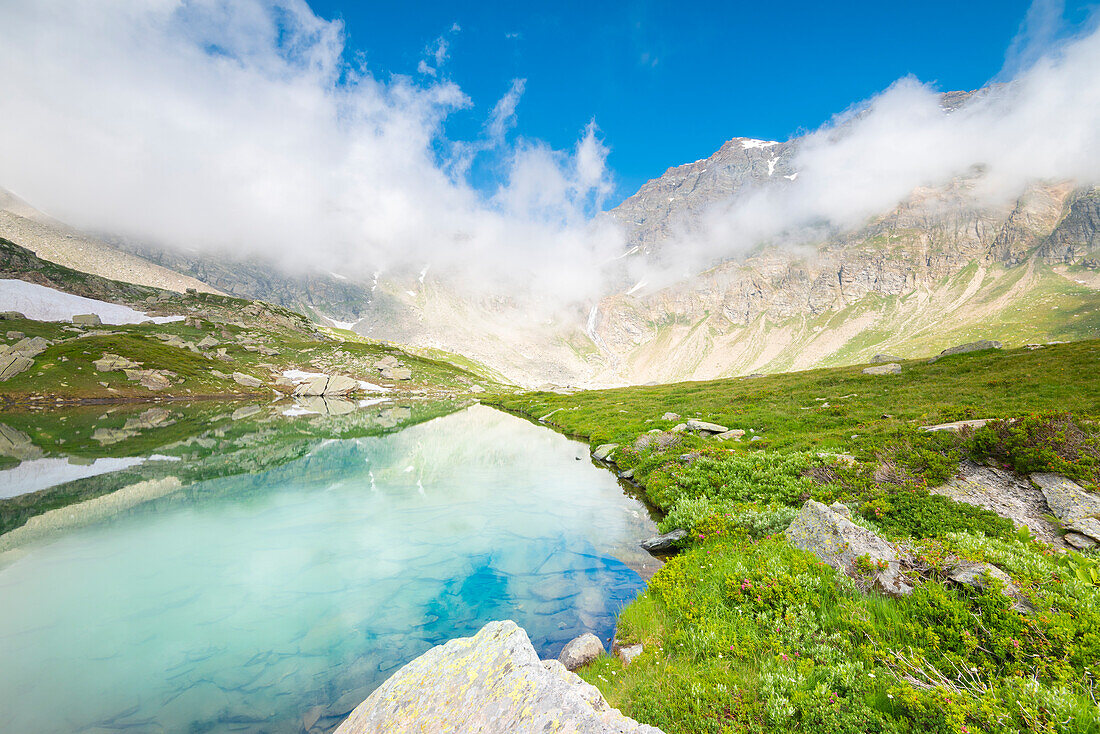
(685, 419, 729, 434)
(231, 372, 263, 388)
(93, 353, 140, 371)
(928, 340, 1003, 363)
(785, 500, 913, 596)
(334, 620, 663, 734)
(1031, 473, 1100, 542)
(558, 633, 603, 671)
(293, 374, 358, 397)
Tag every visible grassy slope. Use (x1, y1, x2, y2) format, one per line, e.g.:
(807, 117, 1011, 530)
(487, 340, 1100, 734)
(619, 263, 1100, 383)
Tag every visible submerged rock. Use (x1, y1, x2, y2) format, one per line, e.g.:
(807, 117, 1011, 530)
(558, 632, 603, 671)
(334, 620, 663, 734)
(785, 500, 913, 596)
(640, 528, 686, 552)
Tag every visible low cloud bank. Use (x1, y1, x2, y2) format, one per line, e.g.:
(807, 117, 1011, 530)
(0, 1, 1097, 309)
(0, 0, 620, 305)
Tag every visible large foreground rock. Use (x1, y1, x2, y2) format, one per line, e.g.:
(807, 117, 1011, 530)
(785, 500, 913, 596)
(335, 620, 663, 734)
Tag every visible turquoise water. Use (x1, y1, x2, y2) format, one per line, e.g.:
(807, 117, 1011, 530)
(0, 405, 658, 733)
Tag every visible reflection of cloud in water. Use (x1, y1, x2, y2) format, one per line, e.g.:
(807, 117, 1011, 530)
(0, 455, 179, 499)
(0, 404, 658, 734)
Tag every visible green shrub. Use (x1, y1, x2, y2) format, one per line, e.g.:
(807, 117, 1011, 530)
(969, 412, 1100, 489)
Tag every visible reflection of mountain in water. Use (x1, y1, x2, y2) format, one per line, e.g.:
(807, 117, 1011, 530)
(0, 404, 658, 734)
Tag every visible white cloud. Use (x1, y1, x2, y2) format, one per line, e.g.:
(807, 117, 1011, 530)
(644, 8, 1100, 279)
(0, 0, 620, 305)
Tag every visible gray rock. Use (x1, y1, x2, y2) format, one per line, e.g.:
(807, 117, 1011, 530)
(640, 528, 687, 552)
(334, 621, 663, 734)
(660, 412, 680, 421)
(197, 335, 219, 349)
(72, 313, 102, 326)
(6, 331, 24, 340)
(2, 336, 50, 358)
(374, 355, 400, 370)
(670, 423, 687, 433)
(0, 422, 41, 459)
(685, 419, 729, 434)
(0, 353, 33, 380)
(1064, 532, 1098, 550)
(231, 405, 262, 421)
(619, 468, 635, 480)
(1032, 473, 1100, 541)
(871, 354, 903, 363)
(919, 419, 990, 432)
(928, 340, 1002, 363)
(380, 366, 413, 380)
(0, 311, 25, 320)
(231, 372, 263, 388)
(785, 500, 913, 596)
(947, 562, 1034, 614)
(293, 374, 359, 397)
(863, 363, 901, 375)
(558, 632, 604, 671)
(93, 353, 141, 372)
(617, 644, 643, 667)
(716, 429, 746, 441)
(592, 443, 618, 461)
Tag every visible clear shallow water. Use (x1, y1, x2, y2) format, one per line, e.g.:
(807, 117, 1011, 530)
(0, 405, 658, 733)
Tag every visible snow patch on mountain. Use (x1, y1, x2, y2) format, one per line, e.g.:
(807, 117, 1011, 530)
(740, 139, 779, 149)
(0, 279, 182, 324)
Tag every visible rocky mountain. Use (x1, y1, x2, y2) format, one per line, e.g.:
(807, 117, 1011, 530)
(2, 90, 1098, 387)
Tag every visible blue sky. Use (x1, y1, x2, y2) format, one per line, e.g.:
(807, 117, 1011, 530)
(308, 0, 1093, 205)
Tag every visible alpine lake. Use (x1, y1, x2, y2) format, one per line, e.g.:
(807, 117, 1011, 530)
(0, 398, 660, 733)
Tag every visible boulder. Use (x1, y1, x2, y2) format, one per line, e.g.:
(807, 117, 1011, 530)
(72, 313, 102, 326)
(617, 644, 643, 667)
(380, 366, 413, 381)
(947, 563, 1034, 614)
(123, 407, 172, 430)
(592, 443, 618, 461)
(919, 419, 990, 433)
(1064, 532, 1097, 550)
(686, 419, 729, 434)
(374, 355, 401, 370)
(231, 372, 263, 388)
(863, 363, 901, 375)
(0, 353, 33, 380)
(716, 429, 746, 441)
(0, 311, 25, 320)
(0, 422, 41, 459)
(871, 354, 903, 363)
(640, 528, 687, 552)
(929, 340, 1002, 363)
(6, 331, 24, 340)
(293, 374, 358, 397)
(93, 353, 141, 372)
(558, 633, 604, 671)
(785, 500, 913, 596)
(1031, 473, 1100, 541)
(197, 336, 219, 349)
(334, 621, 662, 734)
(660, 412, 680, 421)
(2, 336, 50, 358)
